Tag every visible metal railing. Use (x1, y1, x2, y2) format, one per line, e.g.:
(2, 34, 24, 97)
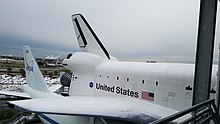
(150, 99, 220, 124)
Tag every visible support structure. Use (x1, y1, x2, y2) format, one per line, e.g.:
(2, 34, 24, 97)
(192, 0, 218, 106)
(217, 44, 220, 112)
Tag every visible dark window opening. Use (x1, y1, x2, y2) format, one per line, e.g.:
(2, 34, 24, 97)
(107, 76, 109, 78)
(185, 85, 192, 90)
(142, 80, 145, 84)
(127, 78, 129, 82)
(210, 88, 216, 94)
(117, 77, 119, 80)
(156, 81, 158, 86)
(99, 75, 101, 77)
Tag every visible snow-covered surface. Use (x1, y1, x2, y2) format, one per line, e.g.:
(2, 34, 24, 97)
(8, 96, 179, 123)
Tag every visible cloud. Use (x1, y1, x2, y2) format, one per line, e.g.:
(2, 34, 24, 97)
(1, 0, 219, 60)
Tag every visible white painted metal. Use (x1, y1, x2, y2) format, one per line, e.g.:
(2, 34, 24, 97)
(64, 52, 217, 111)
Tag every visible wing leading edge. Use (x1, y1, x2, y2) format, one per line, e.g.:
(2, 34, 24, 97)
(7, 96, 178, 124)
(0, 90, 30, 98)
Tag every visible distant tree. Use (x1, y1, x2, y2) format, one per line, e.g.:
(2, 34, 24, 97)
(6, 67, 12, 75)
(20, 68, 26, 77)
(44, 70, 48, 75)
(49, 72, 53, 78)
(65, 69, 71, 73)
(54, 70, 58, 76)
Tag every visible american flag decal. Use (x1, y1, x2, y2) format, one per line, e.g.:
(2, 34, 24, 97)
(141, 91, 154, 101)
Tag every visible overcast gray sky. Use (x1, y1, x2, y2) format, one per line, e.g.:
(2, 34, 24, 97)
(0, 0, 219, 61)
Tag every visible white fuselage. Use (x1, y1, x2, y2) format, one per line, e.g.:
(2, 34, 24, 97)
(64, 52, 217, 111)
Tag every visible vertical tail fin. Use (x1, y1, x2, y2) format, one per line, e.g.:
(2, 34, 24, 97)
(23, 45, 49, 92)
(72, 13, 110, 60)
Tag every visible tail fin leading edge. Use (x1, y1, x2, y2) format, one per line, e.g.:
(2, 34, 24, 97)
(23, 45, 49, 92)
(72, 14, 110, 60)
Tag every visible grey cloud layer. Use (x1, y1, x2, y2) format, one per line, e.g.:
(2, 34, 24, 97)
(0, 0, 219, 59)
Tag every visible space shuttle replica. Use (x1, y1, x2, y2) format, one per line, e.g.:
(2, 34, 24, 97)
(2, 14, 218, 124)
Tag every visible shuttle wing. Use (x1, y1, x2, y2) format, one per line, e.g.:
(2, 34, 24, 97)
(48, 84, 62, 93)
(7, 96, 178, 123)
(0, 90, 31, 98)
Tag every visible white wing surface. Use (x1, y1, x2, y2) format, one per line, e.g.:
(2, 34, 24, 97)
(48, 84, 62, 93)
(0, 90, 31, 98)
(7, 96, 178, 123)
